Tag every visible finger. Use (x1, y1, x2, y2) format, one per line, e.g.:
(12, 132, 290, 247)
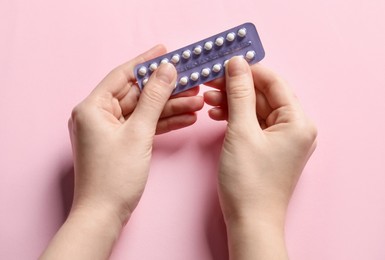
(94, 44, 167, 97)
(225, 56, 257, 125)
(129, 63, 177, 128)
(156, 113, 198, 135)
(119, 84, 140, 117)
(203, 77, 225, 90)
(170, 85, 200, 99)
(251, 63, 300, 109)
(203, 90, 227, 107)
(255, 89, 273, 120)
(160, 96, 204, 118)
(204, 87, 269, 122)
(208, 107, 228, 121)
(118, 44, 167, 80)
(67, 118, 74, 144)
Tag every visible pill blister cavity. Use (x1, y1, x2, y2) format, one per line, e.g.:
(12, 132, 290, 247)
(182, 50, 191, 59)
(212, 63, 222, 73)
(171, 54, 180, 64)
(245, 50, 256, 61)
(226, 32, 236, 42)
(179, 76, 189, 86)
(142, 77, 149, 86)
(204, 41, 213, 51)
(193, 45, 202, 55)
(138, 66, 147, 76)
(190, 72, 199, 81)
(134, 23, 265, 95)
(237, 28, 247, 37)
(215, 37, 224, 47)
(149, 62, 158, 72)
(201, 68, 210, 77)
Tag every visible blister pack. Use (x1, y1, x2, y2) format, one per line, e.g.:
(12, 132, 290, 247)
(134, 22, 265, 95)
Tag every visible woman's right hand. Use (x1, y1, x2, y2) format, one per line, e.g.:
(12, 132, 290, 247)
(204, 56, 317, 259)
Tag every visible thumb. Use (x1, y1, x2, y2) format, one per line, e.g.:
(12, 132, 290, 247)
(130, 63, 176, 129)
(225, 56, 257, 125)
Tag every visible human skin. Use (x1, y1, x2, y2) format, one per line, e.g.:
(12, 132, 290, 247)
(40, 47, 317, 260)
(40, 45, 204, 260)
(204, 56, 317, 259)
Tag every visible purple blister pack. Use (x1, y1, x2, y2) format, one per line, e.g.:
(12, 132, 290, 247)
(134, 22, 265, 95)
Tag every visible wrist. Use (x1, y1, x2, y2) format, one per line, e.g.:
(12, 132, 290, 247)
(40, 200, 127, 260)
(225, 210, 286, 237)
(225, 211, 289, 260)
(221, 200, 287, 229)
(68, 202, 128, 239)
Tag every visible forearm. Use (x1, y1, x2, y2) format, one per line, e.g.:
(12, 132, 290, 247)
(226, 214, 289, 260)
(40, 206, 124, 260)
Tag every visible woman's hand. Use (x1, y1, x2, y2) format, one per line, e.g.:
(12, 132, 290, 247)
(204, 56, 317, 259)
(40, 45, 203, 260)
(68, 45, 203, 224)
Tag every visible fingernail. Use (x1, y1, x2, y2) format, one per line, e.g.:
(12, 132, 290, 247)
(227, 56, 248, 77)
(156, 63, 175, 84)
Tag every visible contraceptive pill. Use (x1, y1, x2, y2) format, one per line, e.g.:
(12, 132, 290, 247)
(215, 37, 224, 46)
(190, 72, 200, 81)
(179, 76, 189, 86)
(193, 45, 202, 55)
(204, 41, 213, 51)
(245, 50, 256, 61)
(149, 62, 158, 71)
(171, 54, 180, 64)
(226, 32, 236, 42)
(142, 77, 149, 86)
(212, 63, 222, 73)
(237, 28, 247, 37)
(134, 22, 265, 94)
(138, 66, 147, 76)
(182, 50, 191, 59)
(201, 67, 210, 77)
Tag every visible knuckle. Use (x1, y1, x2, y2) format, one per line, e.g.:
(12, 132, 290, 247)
(227, 81, 253, 100)
(67, 117, 73, 131)
(292, 118, 318, 147)
(260, 75, 286, 95)
(143, 86, 166, 105)
(107, 68, 127, 85)
(70, 104, 82, 121)
(70, 102, 90, 125)
(168, 100, 181, 115)
(142, 80, 171, 105)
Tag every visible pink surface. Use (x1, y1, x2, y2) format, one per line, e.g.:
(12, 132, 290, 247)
(1, 0, 385, 259)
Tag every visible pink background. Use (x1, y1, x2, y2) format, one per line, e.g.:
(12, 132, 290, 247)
(1, 0, 385, 259)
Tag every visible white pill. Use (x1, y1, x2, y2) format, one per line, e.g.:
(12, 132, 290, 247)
(142, 77, 149, 86)
(138, 66, 147, 76)
(171, 54, 180, 64)
(179, 76, 189, 86)
(161, 58, 169, 64)
(212, 63, 222, 73)
(223, 59, 229, 67)
(245, 50, 256, 61)
(215, 37, 224, 46)
(204, 41, 213, 51)
(201, 68, 210, 77)
(190, 72, 199, 81)
(193, 45, 202, 55)
(237, 28, 247, 37)
(149, 62, 158, 71)
(182, 50, 191, 59)
(226, 32, 236, 42)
